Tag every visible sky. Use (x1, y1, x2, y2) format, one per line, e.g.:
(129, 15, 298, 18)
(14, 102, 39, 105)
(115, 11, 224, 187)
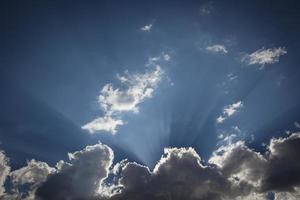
(1, 0, 300, 199)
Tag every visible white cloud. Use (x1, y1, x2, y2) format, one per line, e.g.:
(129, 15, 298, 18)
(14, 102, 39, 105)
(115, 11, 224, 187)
(82, 65, 163, 134)
(140, 24, 153, 32)
(241, 47, 287, 68)
(217, 101, 243, 124)
(206, 44, 228, 54)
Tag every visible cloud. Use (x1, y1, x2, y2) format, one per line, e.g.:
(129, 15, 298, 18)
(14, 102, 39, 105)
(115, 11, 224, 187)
(9, 160, 55, 199)
(241, 47, 287, 68)
(36, 143, 113, 200)
(82, 65, 163, 134)
(262, 133, 300, 192)
(217, 101, 243, 124)
(82, 116, 124, 134)
(206, 44, 228, 54)
(199, 1, 213, 15)
(1, 133, 300, 199)
(294, 121, 300, 129)
(107, 132, 300, 200)
(0, 151, 10, 196)
(140, 24, 153, 32)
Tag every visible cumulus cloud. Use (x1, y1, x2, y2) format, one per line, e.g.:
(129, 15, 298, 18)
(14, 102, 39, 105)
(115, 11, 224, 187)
(82, 65, 163, 134)
(140, 24, 153, 32)
(217, 101, 243, 124)
(1, 133, 300, 199)
(241, 47, 287, 68)
(206, 44, 228, 54)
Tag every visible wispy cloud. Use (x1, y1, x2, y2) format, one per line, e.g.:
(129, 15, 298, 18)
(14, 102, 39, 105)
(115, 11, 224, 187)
(241, 47, 287, 69)
(206, 44, 228, 54)
(82, 64, 163, 134)
(140, 24, 153, 32)
(217, 101, 243, 124)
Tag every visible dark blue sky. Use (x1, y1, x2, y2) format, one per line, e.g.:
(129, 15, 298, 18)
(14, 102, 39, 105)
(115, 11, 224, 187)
(1, 0, 300, 170)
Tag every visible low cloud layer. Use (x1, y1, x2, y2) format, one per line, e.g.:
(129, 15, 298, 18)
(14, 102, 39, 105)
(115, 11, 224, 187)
(241, 47, 287, 69)
(0, 132, 299, 200)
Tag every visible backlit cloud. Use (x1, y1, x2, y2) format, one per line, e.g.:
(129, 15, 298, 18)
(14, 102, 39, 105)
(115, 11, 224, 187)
(241, 47, 287, 68)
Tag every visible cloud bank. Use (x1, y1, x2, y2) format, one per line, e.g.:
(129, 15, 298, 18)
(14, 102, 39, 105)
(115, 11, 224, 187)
(1, 132, 300, 200)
